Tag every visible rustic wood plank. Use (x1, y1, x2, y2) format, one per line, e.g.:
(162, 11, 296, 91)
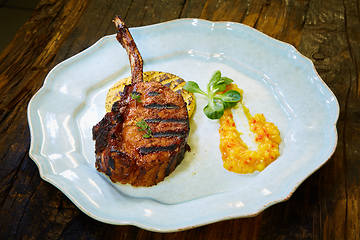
(343, 0, 360, 239)
(200, 0, 250, 22)
(180, 0, 206, 18)
(0, 0, 359, 239)
(123, 0, 186, 27)
(297, 0, 354, 239)
(51, 0, 132, 65)
(0, 0, 88, 239)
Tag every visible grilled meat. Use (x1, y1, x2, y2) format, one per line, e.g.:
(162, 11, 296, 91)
(92, 16, 189, 186)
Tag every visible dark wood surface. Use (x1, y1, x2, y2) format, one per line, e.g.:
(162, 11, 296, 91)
(0, 0, 359, 239)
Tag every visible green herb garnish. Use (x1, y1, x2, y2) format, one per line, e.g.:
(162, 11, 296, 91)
(131, 92, 141, 102)
(183, 71, 242, 119)
(136, 119, 153, 138)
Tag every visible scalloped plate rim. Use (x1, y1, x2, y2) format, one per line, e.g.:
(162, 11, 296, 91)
(27, 18, 339, 232)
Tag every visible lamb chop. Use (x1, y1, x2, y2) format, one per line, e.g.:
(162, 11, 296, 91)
(92, 16, 190, 187)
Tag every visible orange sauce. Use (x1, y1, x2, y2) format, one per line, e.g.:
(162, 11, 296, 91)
(219, 85, 281, 173)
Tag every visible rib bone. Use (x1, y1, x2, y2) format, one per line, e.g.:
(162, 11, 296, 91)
(113, 16, 143, 83)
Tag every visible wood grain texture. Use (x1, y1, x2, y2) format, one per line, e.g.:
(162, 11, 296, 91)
(0, 0, 88, 239)
(0, 0, 359, 239)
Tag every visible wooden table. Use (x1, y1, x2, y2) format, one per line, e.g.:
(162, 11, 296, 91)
(0, 0, 359, 239)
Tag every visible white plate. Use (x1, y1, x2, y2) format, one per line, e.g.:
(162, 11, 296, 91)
(28, 19, 339, 232)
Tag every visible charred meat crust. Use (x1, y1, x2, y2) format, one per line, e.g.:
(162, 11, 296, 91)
(93, 81, 190, 186)
(93, 102, 127, 154)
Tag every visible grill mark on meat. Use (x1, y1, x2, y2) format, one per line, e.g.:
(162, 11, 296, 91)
(147, 91, 160, 96)
(106, 168, 112, 177)
(144, 103, 179, 109)
(108, 156, 115, 169)
(138, 144, 178, 155)
(145, 118, 188, 123)
(165, 144, 186, 176)
(110, 147, 130, 158)
(152, 131, 187, 138)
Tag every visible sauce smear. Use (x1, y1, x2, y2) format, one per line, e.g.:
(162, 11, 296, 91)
(219, 85, 281, 173)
